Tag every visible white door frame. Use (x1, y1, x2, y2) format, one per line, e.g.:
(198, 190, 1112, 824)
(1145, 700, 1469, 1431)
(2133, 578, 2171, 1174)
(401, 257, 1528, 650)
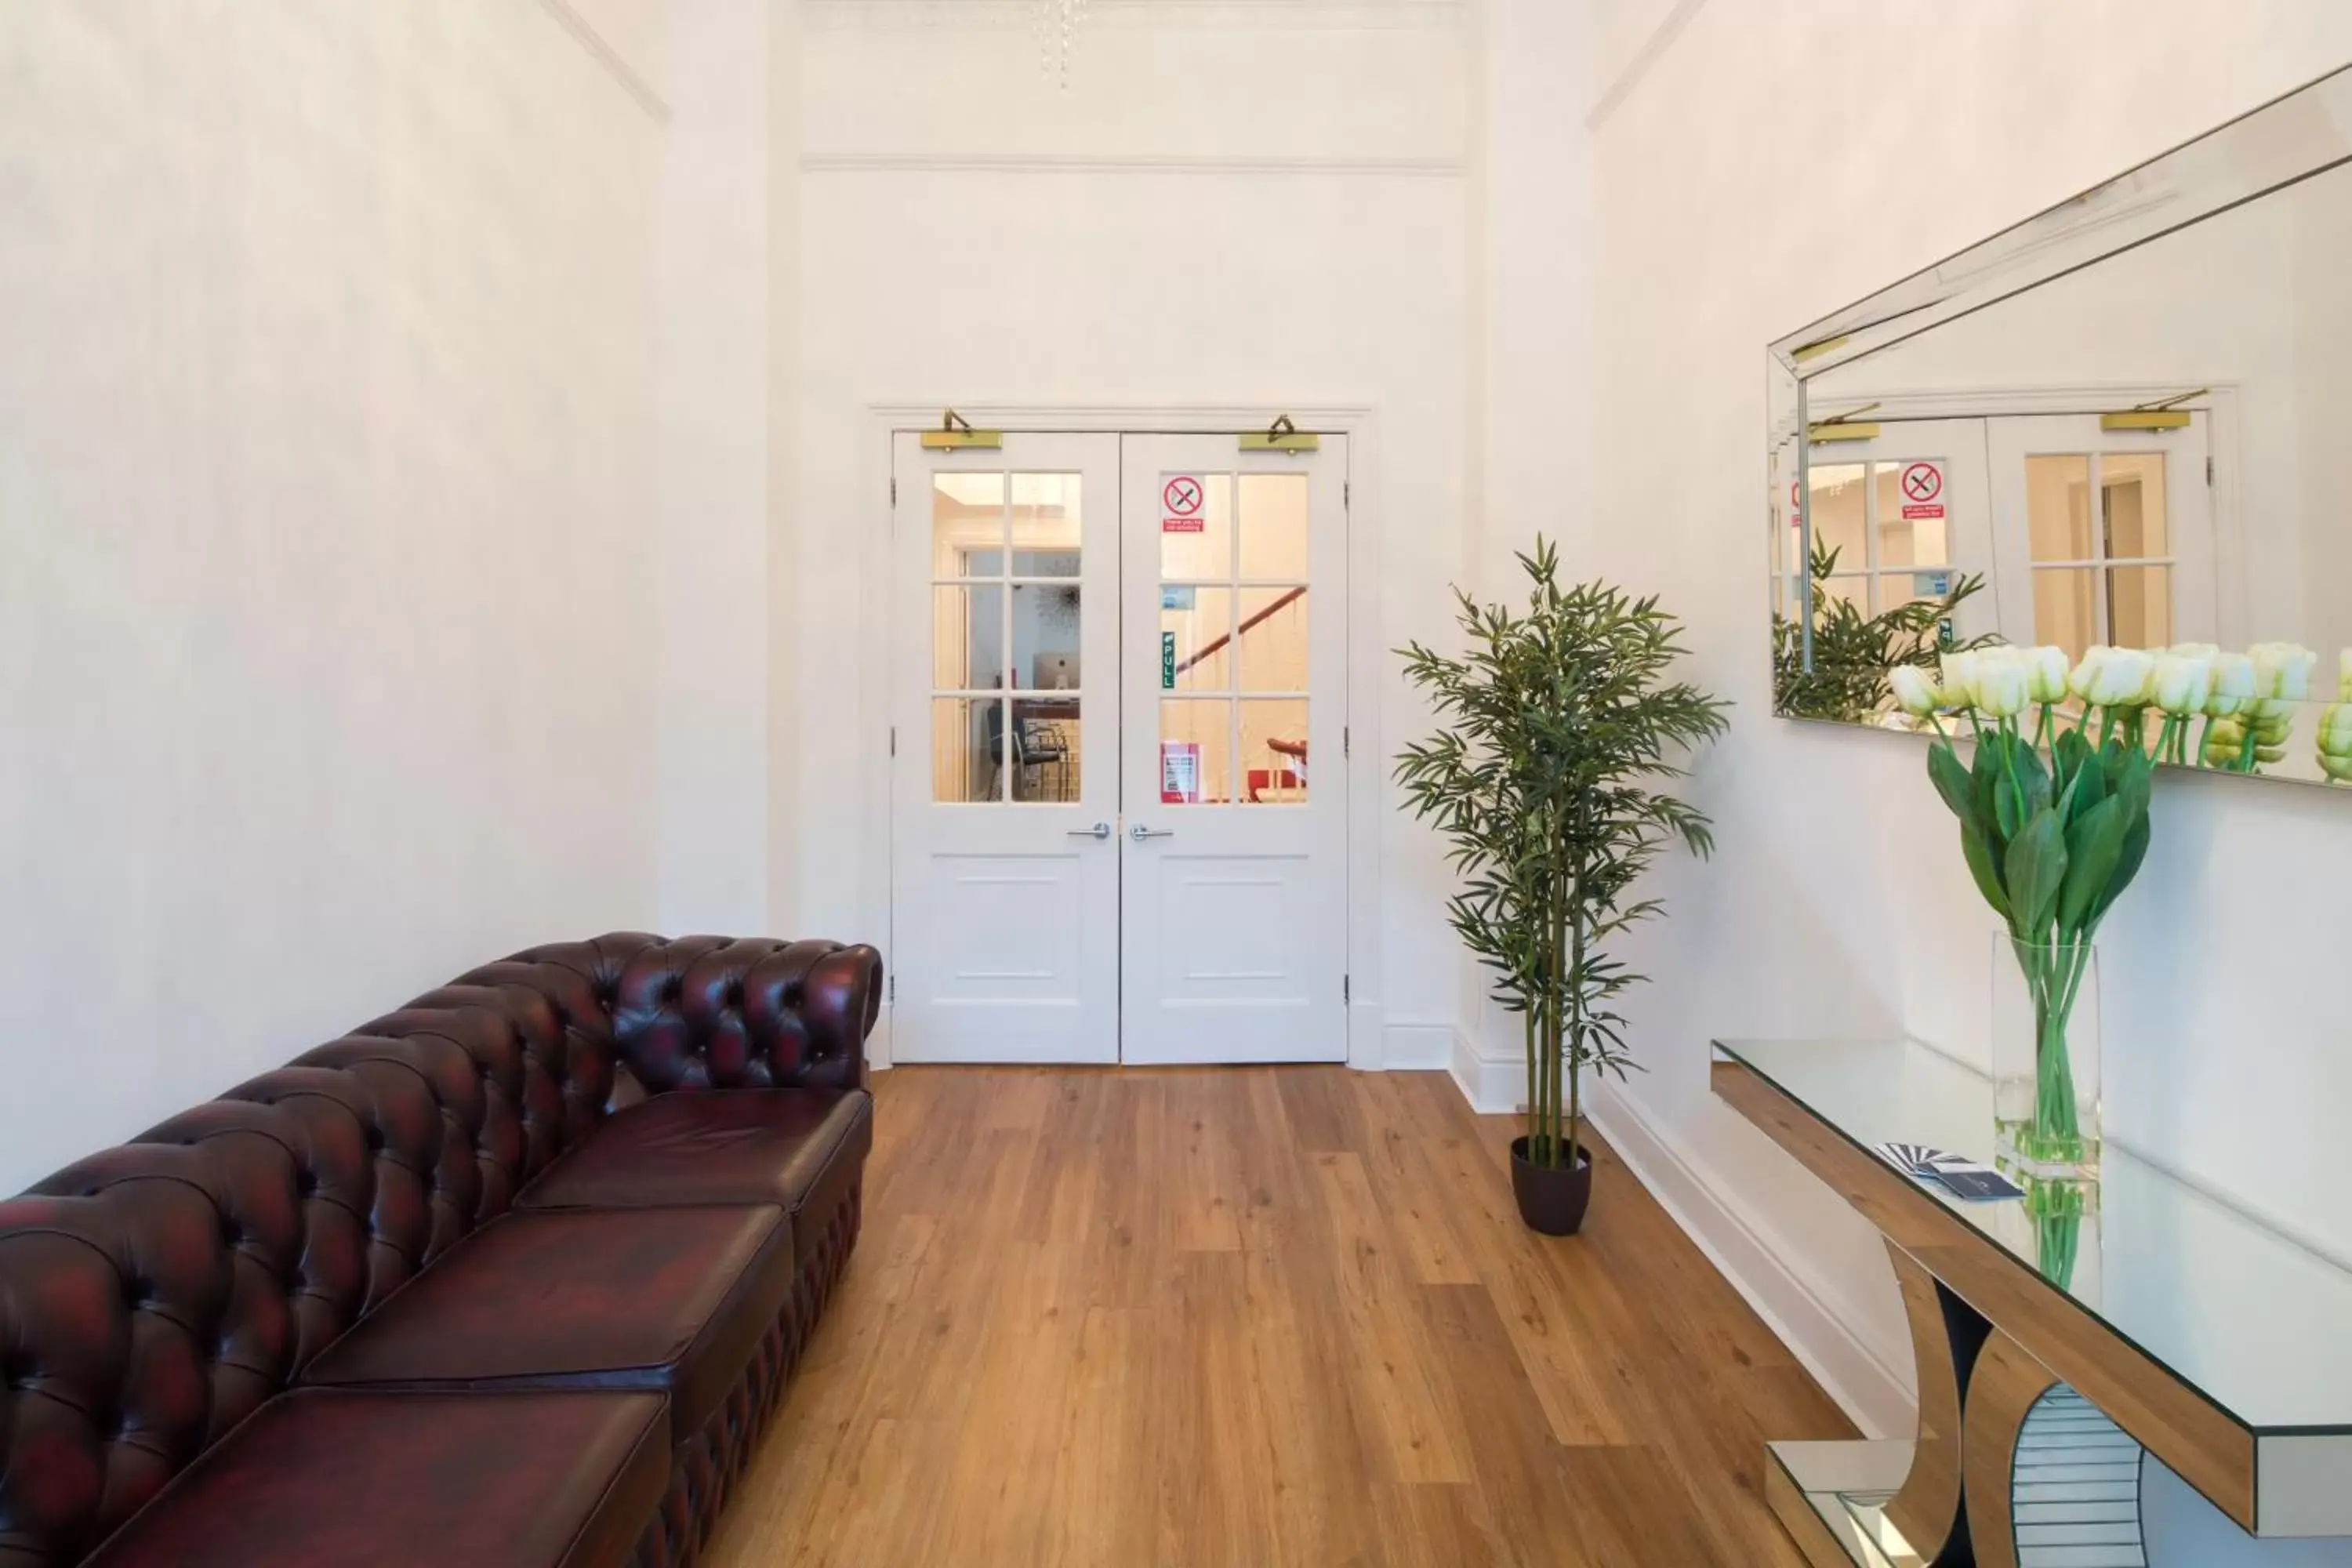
(856, 403, 1385, 1071)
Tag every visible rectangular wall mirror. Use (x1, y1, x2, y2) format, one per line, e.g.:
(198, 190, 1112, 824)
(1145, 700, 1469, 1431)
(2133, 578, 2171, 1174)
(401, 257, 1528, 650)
(1769, 65, 2352, 792)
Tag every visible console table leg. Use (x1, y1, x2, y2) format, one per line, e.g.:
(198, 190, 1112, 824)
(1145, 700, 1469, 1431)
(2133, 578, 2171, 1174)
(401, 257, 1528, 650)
(1962, 1329, 2147, 1568)
(1886, 1242, 1991, 1563)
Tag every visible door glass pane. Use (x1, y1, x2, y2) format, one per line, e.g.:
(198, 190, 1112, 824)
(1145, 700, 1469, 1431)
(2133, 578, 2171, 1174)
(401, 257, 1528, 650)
(1875, 462, 1949, 568)
(1239, 699, 1309, 804)
(932, 473, 1005, 577)
(1158, 699, 1230, 805)
(933, 584, 1004, 689)
(2101, 455, 2169, 559)
(1238, 474, 1310, 579)
(1160, 586, 1235, 693)
(1160, 472, 1232, 579)
(932, 697, 1001, 803)
(2027, 456, 2094, 562)
(2033, 567, 2099, 659)
(1236, 586, 1308, 692)
(1009, 583, 1082, 691)
(1806, 464, 1867, 568)
(2107, 564, 2172, 649)
(1008, 699, 1080, 802)
(1819, 574, 1869, 613)
(1010, 473, 1082, 575)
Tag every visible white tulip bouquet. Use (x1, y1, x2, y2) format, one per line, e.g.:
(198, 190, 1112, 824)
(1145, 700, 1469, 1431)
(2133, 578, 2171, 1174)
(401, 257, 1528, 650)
(1894, 643, 2158, 1175)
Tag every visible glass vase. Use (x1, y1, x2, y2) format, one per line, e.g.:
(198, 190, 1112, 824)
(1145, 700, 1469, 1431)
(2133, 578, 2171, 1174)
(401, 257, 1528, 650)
(1991, 933, 2101, 1181)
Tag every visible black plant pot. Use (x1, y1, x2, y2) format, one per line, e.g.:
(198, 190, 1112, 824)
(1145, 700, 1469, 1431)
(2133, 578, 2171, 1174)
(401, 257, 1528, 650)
(1509, 1136, 1595, 1236)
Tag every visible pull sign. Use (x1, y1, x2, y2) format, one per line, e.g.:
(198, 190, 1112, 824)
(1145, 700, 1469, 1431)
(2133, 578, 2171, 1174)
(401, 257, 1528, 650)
(1161, 632, 1177, 690)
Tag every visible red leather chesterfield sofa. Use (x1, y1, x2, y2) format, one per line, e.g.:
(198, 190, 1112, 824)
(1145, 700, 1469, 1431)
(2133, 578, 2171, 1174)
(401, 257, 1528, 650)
(0, 932, 880, 1568)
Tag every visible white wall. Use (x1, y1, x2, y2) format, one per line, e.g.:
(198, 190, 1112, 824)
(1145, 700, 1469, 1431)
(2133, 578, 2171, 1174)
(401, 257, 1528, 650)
(655, 0, 775, 935)
(0, 2, 668, 1192)
(1565, 0, 2352, 1553)
(786, 0, 1473, 1041)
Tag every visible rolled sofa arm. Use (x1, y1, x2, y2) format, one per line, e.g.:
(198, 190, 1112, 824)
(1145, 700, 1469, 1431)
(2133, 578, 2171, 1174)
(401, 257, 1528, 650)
(482, 934, 884, 1096)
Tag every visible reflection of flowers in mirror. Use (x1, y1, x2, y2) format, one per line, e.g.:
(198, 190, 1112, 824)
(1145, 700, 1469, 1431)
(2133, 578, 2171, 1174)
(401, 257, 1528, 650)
(2320, 702, 2352, 784)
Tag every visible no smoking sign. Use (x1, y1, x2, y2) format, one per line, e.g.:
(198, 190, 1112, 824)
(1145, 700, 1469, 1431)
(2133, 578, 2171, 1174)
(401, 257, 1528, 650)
(1898, 460, 1946, 522)
(1163, 474, 1206, 534)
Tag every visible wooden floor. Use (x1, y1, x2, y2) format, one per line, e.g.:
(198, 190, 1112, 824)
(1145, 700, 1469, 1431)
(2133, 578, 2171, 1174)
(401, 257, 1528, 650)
(702, 1067, 1857, 1568)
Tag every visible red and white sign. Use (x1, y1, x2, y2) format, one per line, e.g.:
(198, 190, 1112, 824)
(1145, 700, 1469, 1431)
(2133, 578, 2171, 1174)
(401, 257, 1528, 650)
(1162, 474, 1206, 534)
(1899, 460, 1946, 521)
(1160, 741, 1202, 804)
(1790, 480, 1802, 526)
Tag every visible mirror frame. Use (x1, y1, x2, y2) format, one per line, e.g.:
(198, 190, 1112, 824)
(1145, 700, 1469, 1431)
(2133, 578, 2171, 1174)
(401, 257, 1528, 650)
(1768, 63, 2352, 792)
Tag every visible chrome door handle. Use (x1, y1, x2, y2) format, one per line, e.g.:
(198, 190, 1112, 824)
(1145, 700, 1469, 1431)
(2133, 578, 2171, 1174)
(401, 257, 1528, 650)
(1066, 822, 1112, 840)
(1128, 822, 1175, 840)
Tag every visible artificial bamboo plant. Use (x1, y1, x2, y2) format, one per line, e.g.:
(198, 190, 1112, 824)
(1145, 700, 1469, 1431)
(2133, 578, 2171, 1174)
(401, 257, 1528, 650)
(1396, 541, 1730, 1174)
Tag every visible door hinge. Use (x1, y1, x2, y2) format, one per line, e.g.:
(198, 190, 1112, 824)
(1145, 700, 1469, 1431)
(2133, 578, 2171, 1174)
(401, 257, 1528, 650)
(891, 476, 898, 505)
(888, 975, 896, 1003)
(889, 726, 897, 757)
(2206, 456, 2215, 485)
(1343, 481, 1351, 509)
(1343, 725, 1350, 758)
(1342, 974, 1351, 1004)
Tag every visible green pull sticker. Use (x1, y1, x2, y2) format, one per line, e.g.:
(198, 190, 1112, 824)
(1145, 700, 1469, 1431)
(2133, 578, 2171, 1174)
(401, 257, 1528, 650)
(1162, 631, 1176, 690)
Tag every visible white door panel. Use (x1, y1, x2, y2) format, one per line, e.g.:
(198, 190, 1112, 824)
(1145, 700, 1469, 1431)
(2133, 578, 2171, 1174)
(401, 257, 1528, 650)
(1985, 413, 2216, 654)
(890, 433, 1120, 1064)
(1119, 434, 1348, 1065)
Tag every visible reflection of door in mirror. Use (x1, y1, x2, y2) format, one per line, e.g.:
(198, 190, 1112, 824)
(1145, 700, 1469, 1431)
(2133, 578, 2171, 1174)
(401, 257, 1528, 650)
(1787, 419, 1997, 643)
(1985, 414, 2216, 659)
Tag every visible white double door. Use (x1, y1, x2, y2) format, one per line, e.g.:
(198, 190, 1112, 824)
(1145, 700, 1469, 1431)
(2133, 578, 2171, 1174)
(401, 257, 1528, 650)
(890, 430, 1348, 1065)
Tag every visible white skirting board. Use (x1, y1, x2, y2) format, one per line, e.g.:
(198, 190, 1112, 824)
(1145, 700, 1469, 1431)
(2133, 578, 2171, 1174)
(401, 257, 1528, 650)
(1446, 1032, 1916, 1441)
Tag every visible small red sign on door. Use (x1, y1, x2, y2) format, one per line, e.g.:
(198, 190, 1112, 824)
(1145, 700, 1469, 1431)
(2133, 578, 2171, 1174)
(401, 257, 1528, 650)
(1899, 461, 1946, 521)
(1163, 474, 1206, 533)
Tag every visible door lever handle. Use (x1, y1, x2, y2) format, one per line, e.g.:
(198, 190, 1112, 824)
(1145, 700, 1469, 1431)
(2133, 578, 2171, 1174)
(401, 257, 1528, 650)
(1065, 822, 1112, 840)
(1128, 823, 1175, 840)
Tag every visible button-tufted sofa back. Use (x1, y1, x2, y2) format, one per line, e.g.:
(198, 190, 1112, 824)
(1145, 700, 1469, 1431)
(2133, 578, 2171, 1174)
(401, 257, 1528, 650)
(0, 933, 880, 1566)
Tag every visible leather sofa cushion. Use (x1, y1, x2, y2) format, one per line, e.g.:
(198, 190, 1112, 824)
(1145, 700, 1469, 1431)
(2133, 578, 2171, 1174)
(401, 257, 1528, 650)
(82, 1388, 667, 1568)
(300, 1207, 793, 1443)
(519, 1087, 872, 1215)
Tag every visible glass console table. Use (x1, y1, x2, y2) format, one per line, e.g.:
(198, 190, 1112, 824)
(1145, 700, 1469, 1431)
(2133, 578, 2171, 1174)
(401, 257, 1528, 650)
(1713, 1038, 2352, 1567)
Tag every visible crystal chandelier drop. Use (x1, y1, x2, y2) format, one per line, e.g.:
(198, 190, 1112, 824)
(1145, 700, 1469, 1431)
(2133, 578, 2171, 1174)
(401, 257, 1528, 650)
(1036, 0, 1090, 89)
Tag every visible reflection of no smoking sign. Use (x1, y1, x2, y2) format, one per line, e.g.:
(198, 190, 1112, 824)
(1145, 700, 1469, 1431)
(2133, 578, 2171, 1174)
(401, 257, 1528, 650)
(1900, 461, 1946, 522)
(1163, 474, 1206, 534)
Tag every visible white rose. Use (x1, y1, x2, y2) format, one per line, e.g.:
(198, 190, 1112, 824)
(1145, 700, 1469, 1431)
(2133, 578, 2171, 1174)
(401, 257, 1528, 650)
(1888, 664, 1940, 717)
(2207, 652, 2256, 717)
(2089, 648, 2154, 706)
(2151, 652, 2213, 717)
(2067, 645, 2111, 703)
(2026, 645, 2071, 705)
(1973, 648, 2033, 719)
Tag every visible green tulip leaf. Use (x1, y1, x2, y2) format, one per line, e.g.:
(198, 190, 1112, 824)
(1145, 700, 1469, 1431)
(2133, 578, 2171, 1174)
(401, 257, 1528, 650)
(2057, 795, 2125, 935)
(1927, 744, 1980, 831)
(2090, 811, 2153, 927)
(1972, 739, 2007, 849)
(2004, 807, 2068, 938)
(1960, 819, 2012, 921)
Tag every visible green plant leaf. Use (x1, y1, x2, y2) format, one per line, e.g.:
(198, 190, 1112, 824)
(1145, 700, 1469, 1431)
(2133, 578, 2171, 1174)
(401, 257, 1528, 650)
(2090, 811, 2152, 927)
(2056, 795, 2125, 935)
(1960, 819, 2011, 921)
(2003, 807, 2068, 937)
(1973, 738, 2010, 849)
(1926, 744, 1979, 830)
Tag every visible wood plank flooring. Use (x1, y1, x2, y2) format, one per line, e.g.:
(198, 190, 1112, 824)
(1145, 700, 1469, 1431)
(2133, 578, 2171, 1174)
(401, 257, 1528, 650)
(702, 1066, 1857, 1568)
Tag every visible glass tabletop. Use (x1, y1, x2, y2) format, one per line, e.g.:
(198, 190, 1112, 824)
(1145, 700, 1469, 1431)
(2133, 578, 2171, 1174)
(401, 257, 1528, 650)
(1715, 1037, 2352, 1434)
